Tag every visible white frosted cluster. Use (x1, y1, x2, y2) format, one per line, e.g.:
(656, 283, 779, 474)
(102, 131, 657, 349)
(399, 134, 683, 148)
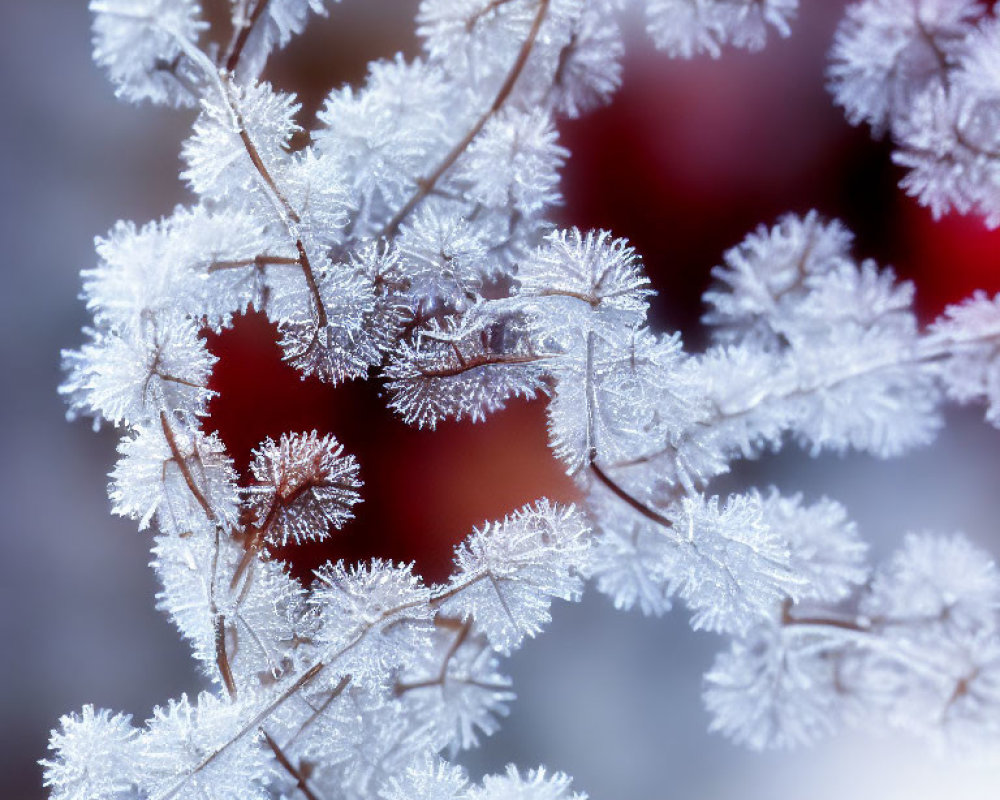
(111, 425, 240, 534)
(928, 291, 1000, 425)
(139, 693, 275, 800)
(397, 624, 515, 751)
(385, 316, 550, 428)
(231, 0, 337, 80)
(181, 80, 301, 201)
(705, 531, 1000, 753)
(704, 623, 844, 750)
(830, 0, 1000, 226)
(42, 706, 142, 800)
(245, 431, 362, 545)
(90, 0, 207, 106)
(646, 0, 797, 59)
(439, 501, 592, 654)
(48, 3, 1000, 800)
(382, 759, 585, 800)
(312, 560, 435, 686)
(758, 490, 868, 604)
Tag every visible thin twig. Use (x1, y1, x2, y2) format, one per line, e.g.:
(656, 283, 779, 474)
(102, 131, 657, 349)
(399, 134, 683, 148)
(282, 675, 351, 751)
(215, 615, 238, 698)
(224, 0, 271, 73)
(589, 461, 676, 532)
(160, 411, 216, 521)
(262, 730, 325, 800)
(208, 255, 301, 273)
(416, 351, 550, 379)
(395, 618, 472, 695)
(219, 77, 329, 329)
(780, 599, 869, 633)
(155, 661, 330, 800)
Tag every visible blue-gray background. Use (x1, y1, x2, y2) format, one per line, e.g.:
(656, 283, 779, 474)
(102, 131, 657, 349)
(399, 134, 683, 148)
(2, 2, 1000, 798)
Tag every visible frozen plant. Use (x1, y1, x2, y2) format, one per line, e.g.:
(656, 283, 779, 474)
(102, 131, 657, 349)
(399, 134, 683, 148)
(46, 2, 1000, 800)
(830, 0, 1000, 225)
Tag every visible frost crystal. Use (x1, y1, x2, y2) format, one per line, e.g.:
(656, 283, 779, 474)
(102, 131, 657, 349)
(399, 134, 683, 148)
(439, 501, 591, 654)
(704, 624, 843, 750)
(829, 0, 1000, 226)
(646, 0, 797, 59)
(312, 560, 434, 685)
(42, 706, 141, 800)
(245, 431, 362, 546)
(90, 0, 207, 107)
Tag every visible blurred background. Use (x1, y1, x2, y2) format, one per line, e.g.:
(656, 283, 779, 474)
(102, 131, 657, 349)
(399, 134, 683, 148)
(3, 1, 1000, 798)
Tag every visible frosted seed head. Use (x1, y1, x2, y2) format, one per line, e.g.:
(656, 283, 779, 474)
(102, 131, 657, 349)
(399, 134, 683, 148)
(245, 431, 363, 546)
(42, 705, 142, 800)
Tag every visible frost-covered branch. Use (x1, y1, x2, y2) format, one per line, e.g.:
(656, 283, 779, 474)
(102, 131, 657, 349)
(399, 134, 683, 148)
(830, 0, 1000, 225)
(46, 2, 1000, 800)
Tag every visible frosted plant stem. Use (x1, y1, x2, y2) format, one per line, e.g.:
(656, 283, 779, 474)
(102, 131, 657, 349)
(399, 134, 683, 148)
(394, 618, 472, 695)
(280, 676, 352, 751)
(262, 729, 326, 800)
(414, 352, 552, 379)
(589, 461, 680, 535)
(208, 255, 301, 272)
(159, 411, 216, 522)
(168, 28, 330, 330)
(781, 609, 959, 683)
(224, 0, 271, 72)
(155, 587, 441, 800)
(380, 0, 551, 238)
(613, 327, 1000, 471)
(214, 613, 238, 698)
(154, 660, 332, 800)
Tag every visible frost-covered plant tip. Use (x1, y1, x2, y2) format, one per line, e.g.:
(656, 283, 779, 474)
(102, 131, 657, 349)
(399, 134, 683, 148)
(47, 1, 1000, 799)
(830, 0, 1000, 225)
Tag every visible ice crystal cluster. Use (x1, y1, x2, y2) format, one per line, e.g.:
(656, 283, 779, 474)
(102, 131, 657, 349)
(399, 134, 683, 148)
(46, 1, 1000, 800)
(830, 0, 1000, 225)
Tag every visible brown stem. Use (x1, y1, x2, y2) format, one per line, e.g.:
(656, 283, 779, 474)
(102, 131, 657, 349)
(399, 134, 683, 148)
(380, 0, 551, 238)
(262, 730, 325, 800)
(237, 127, 296, 222)
(224, 0, 271, 73)
(230, 471, 353, 591)
(296, 240, 328, 328)
(466, 0, 519, 31)
(782, 615, 869, 632)
(221, 78, 329, 330)
(230, 539, 261, 593)
(155, 371, 204, 389)
(584, 330, 597, 463)
(394, 618, 472, 695)
(215, 615, 238, 698)
(431, 571, 493, 606)
(536, 288, 602, 308)
(780, 599, 869, 632)
(160, 411, 216, 522)
(417, 352, 549, 379)
(589, 461, 675, 531)
(942, 670, 979, 719)
(281, 674, 352, 751)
